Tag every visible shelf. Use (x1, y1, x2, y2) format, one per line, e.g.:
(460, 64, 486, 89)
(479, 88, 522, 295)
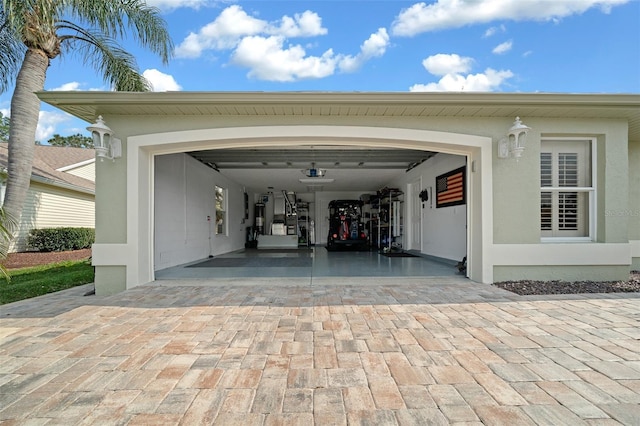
(375, 188, 404, 251)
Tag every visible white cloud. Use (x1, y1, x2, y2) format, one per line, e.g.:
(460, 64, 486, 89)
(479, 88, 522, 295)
(231, 36, 337, 82)
(391, 0, 629, 36)
(274, 11, 328, 37)
(143, 69, 182, 91)
(413, 53, 513, 91)
(178, 5, 386, 82)
(145, 0, 209, 11)
(48, 82, 106, 91)
(484, 24, 506, 37)
(422, 53, 473, 76)
(175, 5, 267, 58)
(0, 108, 70, 142)
(50, 82, 82, 91)
(410, 68, 514, 92)
(36, 110, 71, 142)
(338, 28, 390, 73)
(175, 5, 327, 58)
(492, 40, 513, 54)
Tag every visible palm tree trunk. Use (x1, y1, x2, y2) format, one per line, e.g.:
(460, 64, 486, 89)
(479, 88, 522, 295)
(3, 48, 49, 236)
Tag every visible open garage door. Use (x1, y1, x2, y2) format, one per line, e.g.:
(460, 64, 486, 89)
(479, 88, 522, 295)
(153, 144, 468, 280)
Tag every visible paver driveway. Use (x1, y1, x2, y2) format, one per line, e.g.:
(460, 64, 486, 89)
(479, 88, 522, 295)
(1, 277, 640, 425)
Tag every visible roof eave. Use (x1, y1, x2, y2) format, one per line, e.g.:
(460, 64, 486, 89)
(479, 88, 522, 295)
(30, 174, 95, 195)
(37, 91, 640, 141)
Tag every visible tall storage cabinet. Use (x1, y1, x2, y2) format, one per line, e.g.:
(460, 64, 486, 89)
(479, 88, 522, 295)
(296, 202, 310, 247)
(374, 188, 404, 252)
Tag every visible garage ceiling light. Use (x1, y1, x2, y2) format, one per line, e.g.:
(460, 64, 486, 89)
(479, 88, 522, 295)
(299, 178, 335, 184)
(302, 163, 327, 178)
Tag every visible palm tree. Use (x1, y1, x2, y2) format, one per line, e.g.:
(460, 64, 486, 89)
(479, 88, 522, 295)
(0, 206, 17, 280)
(0, 0, 173, 236)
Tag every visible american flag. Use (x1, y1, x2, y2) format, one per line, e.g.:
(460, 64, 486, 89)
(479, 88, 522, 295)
(436, 167, 465, 207)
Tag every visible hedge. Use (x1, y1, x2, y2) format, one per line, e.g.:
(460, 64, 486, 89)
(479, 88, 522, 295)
(27, 227, 95, 252)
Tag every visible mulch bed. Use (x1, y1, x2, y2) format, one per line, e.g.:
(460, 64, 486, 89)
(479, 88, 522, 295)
(494, 271, 640, 295)
(4, 249, 92, 270)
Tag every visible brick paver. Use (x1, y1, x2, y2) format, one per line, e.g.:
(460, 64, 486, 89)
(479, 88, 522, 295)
(1, 279, 639, 424)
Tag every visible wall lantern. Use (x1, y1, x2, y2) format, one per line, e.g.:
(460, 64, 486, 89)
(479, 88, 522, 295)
(498, 117, 531, 160)
(86, 115, 122, 161)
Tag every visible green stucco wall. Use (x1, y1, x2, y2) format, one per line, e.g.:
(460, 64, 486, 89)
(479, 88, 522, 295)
(91, 112, 636, 290)
(94, 266, 126, 296)
(629, 139, 640, 240)
(629, 138, 640, 270)
(493, 265, 630, 283)
(492, 118, 629, 245)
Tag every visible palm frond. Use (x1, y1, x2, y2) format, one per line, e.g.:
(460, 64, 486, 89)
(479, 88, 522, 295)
(0, 7, 26, 93)
(58, 21, 151, 91)
(66, 0, 173, 64)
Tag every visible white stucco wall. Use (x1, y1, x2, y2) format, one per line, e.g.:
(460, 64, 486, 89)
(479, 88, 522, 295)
(154, 153, 247, 271)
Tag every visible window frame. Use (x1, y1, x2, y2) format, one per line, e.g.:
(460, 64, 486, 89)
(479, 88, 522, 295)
(215, 185, 227, 236)
(540, 137, 597, 242)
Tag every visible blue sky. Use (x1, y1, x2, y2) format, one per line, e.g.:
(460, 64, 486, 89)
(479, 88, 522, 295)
(1, 0, 639, 142)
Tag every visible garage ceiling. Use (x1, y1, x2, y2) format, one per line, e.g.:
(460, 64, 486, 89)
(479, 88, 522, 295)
(187, 146, 437, 193)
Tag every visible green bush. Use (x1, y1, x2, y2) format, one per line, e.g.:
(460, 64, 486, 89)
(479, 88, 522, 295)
(27, 227, 95, 252)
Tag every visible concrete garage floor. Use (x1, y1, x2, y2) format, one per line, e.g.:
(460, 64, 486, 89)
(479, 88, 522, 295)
(155, 247, 459, 281)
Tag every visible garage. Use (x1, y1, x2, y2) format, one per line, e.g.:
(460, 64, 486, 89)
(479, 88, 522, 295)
(38, 91, 640, 295)
(152, 144, 468, 280)
(47, 91, 610, 294)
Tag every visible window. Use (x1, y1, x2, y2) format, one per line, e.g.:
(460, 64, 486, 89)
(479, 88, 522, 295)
(540, 139, 594, 239)
(215, 185, 227, 235)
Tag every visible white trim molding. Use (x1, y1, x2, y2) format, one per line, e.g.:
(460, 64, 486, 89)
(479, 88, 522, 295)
(122, 125, 494, 288)
(631, 240, 640, 258)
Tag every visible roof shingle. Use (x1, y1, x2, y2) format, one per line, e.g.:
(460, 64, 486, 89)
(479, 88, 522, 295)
(0, 144, 95, 193)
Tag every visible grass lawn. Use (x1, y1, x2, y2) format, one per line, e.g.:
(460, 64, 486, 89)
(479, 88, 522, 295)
(0, 260, 94, 305)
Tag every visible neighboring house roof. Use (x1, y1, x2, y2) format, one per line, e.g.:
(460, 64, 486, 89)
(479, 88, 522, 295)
(0, 144, 95, 194)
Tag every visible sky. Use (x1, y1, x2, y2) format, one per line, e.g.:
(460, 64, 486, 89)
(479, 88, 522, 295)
(1, 0, 639, 142)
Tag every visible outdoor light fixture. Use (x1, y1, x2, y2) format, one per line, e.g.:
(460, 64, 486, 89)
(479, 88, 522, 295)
(498, 117, 531, 160)
(87, 115, 122, 161)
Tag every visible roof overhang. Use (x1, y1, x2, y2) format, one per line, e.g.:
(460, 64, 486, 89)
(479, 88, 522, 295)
(30, 175, 95, 195)
(0, 167, 94, 195)
(37, 92, 640, 141)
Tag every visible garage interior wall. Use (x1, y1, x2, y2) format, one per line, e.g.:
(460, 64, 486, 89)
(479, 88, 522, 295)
(154, 153, 249, 271)
(391, 152, 467, 263)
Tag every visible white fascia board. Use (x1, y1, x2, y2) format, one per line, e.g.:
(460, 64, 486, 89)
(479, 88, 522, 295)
(30, 175, 95, 195)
